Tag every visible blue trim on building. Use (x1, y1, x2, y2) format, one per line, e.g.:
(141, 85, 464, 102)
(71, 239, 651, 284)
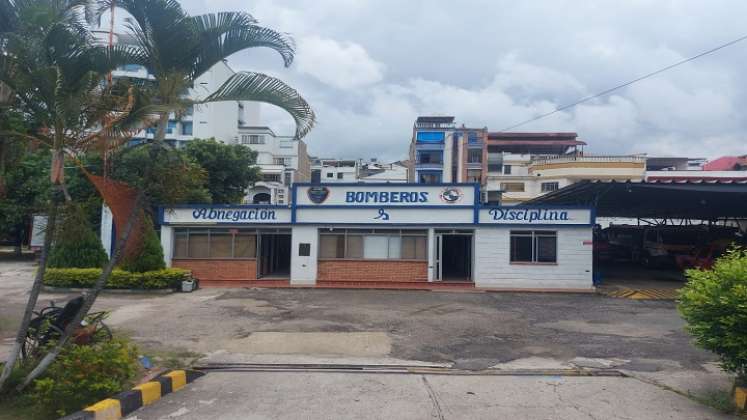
(158, 184, 593, 228)
(292, 182, 480, 187)
(474, 183, 481, 224)
(161, 222, 292, 226)
(291, 184, 298, 223)
(295, 205, 474, 209)
(161, 204, 289, 209)
(478, 205, 594, 210)
(476, 223, 594, 228)
(293, 222, 477, 227)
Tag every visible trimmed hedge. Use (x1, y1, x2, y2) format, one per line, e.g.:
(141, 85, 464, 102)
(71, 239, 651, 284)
(43, 268, 191, 290)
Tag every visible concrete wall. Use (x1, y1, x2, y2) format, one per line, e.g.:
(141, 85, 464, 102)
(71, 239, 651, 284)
(160, 225, 173, 267)
(474, 227, 593, 290)
(290, 226, 318, 285)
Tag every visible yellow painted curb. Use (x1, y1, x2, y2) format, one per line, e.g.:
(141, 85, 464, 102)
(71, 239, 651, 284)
(734, 386, 747, 410)
(165, 370, 187, 391)
(84, 398, 121, 420)
(134, 381, 162, 406)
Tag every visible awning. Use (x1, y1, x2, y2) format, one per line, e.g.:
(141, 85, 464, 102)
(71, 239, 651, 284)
(525, 180, 747, 220)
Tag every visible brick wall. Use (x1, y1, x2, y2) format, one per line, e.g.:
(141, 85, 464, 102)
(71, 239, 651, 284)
(318, 259, 428, 282)
(172, 259, 257, 281)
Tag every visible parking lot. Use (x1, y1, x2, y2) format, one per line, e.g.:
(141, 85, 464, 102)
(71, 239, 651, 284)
(0, 258, 732, 411)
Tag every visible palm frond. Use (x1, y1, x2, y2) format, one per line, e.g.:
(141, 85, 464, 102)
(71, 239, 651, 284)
(202, 71, 315, 139)
(191, 19, 295, 78)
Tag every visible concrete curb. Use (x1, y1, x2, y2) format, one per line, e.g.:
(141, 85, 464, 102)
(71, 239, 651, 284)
(58, 369, 205, 420)
(42, 285, 175, 295)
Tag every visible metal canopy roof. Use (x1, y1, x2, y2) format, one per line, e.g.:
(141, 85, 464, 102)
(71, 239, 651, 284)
(525, 180, 747, 220)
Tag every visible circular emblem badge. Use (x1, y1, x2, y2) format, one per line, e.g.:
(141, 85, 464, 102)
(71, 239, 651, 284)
(307, 186, 330, 204)
(440, 187, 463, 204)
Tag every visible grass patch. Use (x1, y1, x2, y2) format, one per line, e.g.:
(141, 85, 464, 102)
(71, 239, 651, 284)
(0, 395, 48, 420)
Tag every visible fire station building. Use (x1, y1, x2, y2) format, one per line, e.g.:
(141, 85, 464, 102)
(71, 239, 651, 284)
(157, 183, 594, 290)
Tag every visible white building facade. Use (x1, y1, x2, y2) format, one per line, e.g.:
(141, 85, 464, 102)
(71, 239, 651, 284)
(158, 183, 594, 291)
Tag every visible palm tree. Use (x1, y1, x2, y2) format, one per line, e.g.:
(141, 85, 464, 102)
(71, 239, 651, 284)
(0, 0, 138, 391)
(94, 0, 316, 141)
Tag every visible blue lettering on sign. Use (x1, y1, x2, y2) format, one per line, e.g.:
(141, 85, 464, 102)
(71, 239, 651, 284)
(373, 208, 390, 220)
(488, 208, 570, 222)
(192, 208, 277, 222)
(344, 191, 430, 204)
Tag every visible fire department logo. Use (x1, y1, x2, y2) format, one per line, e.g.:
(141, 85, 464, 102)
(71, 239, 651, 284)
(307, 186, 330, 204)
(440, 187, 464, 204)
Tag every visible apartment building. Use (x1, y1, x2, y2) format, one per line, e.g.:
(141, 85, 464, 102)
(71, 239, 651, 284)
(241, 126, 311, 205)
(409, 116, 646, 204)
(310, 159, 359, 183)
(358, 160, 409, 183)
(93, 31, 253, 148)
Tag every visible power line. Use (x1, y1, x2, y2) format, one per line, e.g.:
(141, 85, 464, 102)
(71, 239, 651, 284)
(495, 33, 747, 133)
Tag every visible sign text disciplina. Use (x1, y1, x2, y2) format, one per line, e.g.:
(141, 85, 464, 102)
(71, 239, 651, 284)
(488, 208, 570, 222)
(192, 208, 277, 222)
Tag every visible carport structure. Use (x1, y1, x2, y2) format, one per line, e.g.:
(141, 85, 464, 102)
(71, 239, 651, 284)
(527, 179, 747, 298)
(526, 179, 747, 223)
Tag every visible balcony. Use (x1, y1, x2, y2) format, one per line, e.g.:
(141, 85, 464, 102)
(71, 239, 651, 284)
(415, 142, 444, 151)
(529, 155, 646, 180)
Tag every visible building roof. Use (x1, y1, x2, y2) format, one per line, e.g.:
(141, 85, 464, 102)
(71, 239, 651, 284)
(526, 180, 747, 219)
(487, 132, 580, 140)
(487, 140, 586, 146)
(703, 155, 747, 171)
(416, 116, 455, 124)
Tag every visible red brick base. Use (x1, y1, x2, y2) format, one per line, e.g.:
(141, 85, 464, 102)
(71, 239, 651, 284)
(317, 259, 428, 282)
(172, 259, 257, 281)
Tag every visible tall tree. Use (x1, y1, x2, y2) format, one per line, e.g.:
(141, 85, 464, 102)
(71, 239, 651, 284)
(0, 0, 138, 390)
(184, 138, 260, 203)
(93, 0, 316, 142)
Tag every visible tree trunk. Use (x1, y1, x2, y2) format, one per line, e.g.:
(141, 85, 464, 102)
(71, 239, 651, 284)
(0, 192, 60, 392)
(18, 191, 144, 390)
(154, 112, 169, 143)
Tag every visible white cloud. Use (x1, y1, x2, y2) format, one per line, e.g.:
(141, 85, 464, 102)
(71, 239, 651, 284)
(179, 0, 747, 161)
(295, 36, 385, 89)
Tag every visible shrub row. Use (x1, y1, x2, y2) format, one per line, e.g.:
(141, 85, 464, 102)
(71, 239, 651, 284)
(43, 268, 191, 290)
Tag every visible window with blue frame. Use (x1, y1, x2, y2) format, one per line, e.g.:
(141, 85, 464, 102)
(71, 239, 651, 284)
(417, 170, 442, 184)
(416, 131, 445, 143)
(146, 127, 156, 135)
(468, 132, 479, 144)
(167, 120, 177, 134)
(182, 121, 193, 135)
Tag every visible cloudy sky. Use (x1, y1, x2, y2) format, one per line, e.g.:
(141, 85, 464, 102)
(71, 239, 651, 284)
(181, 0, 747, 162)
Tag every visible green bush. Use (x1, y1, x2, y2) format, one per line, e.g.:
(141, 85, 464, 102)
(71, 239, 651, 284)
(29, 339, 139, 417)
(679, 247, 747, 383)
(120, 218, 165, 273)
(43, 268, 190, 289)
(48, 204, 109, 269)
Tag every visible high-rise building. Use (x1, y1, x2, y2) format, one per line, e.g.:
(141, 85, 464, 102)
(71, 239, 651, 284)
(409, 116, 647, 204)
